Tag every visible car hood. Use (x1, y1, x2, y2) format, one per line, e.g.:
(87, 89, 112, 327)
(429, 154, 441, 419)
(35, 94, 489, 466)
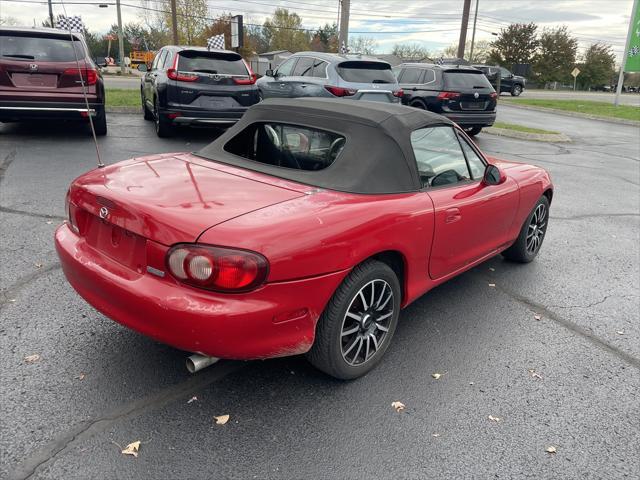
(69, 152, 307, 245)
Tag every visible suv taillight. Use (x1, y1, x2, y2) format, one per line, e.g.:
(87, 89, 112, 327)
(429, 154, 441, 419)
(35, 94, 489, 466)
(234, 60, 257, 84)
(325, 86, 357, 97)
(437, 91, 461, 100)
(167, 68, 198, 82)
(62, 68, 98, 86)
(393, 89, 404, 98)
(490, 92, 498, 99)
(166, 244, 269, 292)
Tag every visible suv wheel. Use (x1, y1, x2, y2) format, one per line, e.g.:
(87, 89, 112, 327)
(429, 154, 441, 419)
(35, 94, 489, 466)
(465, 126, 482, 136)
(410, 100, 426, 110)
(511, 84, 523, 96)
(92, 106, 107, 136)
(154, 98, 173, 138)
(142, 91, 153, 120)
(306, 260, 401, 380)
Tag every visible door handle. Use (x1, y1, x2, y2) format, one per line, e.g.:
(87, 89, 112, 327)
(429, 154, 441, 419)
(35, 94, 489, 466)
(445, 208, 462, 224)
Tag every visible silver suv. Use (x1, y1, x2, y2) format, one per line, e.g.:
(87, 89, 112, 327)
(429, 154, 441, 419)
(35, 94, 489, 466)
(256, 52, 402, 103)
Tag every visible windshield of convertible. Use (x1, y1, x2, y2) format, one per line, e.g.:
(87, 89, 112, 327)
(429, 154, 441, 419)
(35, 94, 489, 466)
(224, 122, 346, 171)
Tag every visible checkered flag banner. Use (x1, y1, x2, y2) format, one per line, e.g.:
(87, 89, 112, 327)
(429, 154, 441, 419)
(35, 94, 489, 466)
(207, 34, 225, 50)
(56, 15, 85, 33)
(436, 56, 444, 65)
(339, 41, 349, 54)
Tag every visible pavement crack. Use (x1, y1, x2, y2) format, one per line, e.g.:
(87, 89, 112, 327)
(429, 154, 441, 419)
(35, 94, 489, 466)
(0, 263, 62, 309)
(0, 205, 66, 221)
(10, 361, 245, 480)
(474, 273, 640, 370)
(0, 148, 17, 184)
(550, 212, 640, 221)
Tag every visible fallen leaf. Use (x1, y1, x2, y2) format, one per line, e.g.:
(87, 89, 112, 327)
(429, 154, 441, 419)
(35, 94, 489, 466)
(534, 314, 541, 321)
(528, 369, 543, 380)
(489, 267, 495, 272)
(545, 445, 557, 454)
(488, 283, 496, 287)
(432, 433, 440, 437)
(488, 415, 501, 422)
(121, 441, 141, 457)
(35, 263, 43, 269)
(214, 414, 230, 425)
(616, 330, 625, 335)
(391, 401, 406, 413)
(24, 354, 40, 363)
(187, 396, 197, 404)
(46, 221, 53, 225)
(79, 373, 85, 380)
(432, 373, 442, 380)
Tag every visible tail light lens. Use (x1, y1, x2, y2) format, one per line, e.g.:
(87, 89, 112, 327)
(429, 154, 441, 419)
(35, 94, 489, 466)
(166, 244, 269, 292)
(234, 60, 257, 84)
(490, 92, 498, 99)
(167, 68, 198, 82)
(61, 68, 98, 86)
(65, 191, 79, 233)
(325, 85, 357, 97)
(393, 89, 404, 98)
(437, 91, 461, 100)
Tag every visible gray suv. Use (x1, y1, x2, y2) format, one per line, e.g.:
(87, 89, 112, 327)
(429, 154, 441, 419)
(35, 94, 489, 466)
(256, 52, 402, 103)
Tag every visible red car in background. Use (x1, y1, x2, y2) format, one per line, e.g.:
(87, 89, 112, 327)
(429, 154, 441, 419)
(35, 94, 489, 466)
(55, 99, 553, 379)
(0, 27, 106, 135)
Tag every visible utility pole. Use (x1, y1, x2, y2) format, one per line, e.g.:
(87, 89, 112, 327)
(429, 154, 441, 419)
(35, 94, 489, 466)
(469, 0, 479, 62)
(116, 0, 126, 74)
(338, 0, 350, 53)
(170, 0, 179, 45)
(457, 0, 472, 60)
(48, 0, 54, 27)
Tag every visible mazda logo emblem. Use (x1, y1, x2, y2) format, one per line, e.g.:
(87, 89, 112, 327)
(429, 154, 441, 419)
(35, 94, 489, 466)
(99, 206, 109, 219)
(29, 63, 38, 71)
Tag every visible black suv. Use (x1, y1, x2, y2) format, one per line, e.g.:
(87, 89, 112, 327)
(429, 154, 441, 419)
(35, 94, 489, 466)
(473, 65, 526, 96)
(140, 46, 259, 137)
(394, 63, 496, 136)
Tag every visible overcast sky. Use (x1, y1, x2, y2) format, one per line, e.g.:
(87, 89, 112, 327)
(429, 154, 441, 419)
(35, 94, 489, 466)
(0, 0, 635, 60)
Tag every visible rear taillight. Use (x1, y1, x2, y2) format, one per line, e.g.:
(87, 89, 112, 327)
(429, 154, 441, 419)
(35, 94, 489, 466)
(234, 60, 257, 84)
(62, 68, 98, 86)
(490, 92, 498, 99)
(325, 85, 357, 97)
(167, 68, 198, 82)
(65, 191, 79, 233)
(393, 89, 404, 98)
(437, 91, 461, 100)
(166, 244, 268, 292)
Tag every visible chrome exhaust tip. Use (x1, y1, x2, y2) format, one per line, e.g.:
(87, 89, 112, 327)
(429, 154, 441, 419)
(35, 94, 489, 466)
(186, 354, 219, 373)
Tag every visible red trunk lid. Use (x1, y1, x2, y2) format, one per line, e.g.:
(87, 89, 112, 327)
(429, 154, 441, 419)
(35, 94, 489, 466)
(69, 153, 306, 247)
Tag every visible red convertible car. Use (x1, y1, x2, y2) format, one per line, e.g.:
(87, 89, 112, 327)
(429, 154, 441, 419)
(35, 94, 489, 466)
(55, 98, 552, 379)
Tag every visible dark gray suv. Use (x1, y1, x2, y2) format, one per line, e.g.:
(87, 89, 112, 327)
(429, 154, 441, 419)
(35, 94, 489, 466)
(256, 52, 402, 103)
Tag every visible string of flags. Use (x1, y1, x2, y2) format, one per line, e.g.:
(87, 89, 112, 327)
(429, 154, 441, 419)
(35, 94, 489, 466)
(207, 34, 225, 50)
(55, 15, 85, 33)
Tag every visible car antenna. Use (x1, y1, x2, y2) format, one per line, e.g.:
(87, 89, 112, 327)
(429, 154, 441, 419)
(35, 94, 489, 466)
(59, 0, 104, 168)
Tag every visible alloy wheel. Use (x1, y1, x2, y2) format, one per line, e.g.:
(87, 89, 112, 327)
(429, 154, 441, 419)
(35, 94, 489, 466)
(340, 279, 394, 366)
(526, 203, 547, 254)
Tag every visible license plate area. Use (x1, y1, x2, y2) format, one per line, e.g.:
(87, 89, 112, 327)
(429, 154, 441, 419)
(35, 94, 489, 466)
(11, 73, 58, 88)
(460, 101, 487, 110)
(85, 215, 147, 271)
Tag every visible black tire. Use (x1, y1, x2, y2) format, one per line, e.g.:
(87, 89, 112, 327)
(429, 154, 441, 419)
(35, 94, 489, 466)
(142, 91, 153, 120)
(410, 100, 426, 110)
(502, 195, 550, 263)
(92, 105, 107, 136)
(306, 259, 401, 380)
(465, 126, 483, 136)
(511, 84, 523, 96)
(154, 97, 173, 138)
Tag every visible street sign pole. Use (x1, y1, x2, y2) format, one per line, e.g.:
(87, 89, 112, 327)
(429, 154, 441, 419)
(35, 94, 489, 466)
(615, 0, 639, 106)
(571, 67, 580, 91)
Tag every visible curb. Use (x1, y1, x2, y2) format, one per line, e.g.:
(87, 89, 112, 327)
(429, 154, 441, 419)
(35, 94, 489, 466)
(499, 101, 640, 126)
(106, 106, 140, 114)
(484, 127, 571, 143)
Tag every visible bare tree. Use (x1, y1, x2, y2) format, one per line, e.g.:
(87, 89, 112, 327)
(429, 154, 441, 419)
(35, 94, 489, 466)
(348, 36, 377, 55)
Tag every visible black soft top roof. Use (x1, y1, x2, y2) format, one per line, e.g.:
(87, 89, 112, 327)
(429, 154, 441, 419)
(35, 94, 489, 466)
(196, 98, 453, 194)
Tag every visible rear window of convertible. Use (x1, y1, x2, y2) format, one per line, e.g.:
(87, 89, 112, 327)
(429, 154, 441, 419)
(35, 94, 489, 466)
(224, 123, 346, 171)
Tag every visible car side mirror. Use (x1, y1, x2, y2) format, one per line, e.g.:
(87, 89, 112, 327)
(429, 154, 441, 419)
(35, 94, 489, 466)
(483, 164, 505, 186)
(137, 63, 148, 72)
(265, 69, 274, 77)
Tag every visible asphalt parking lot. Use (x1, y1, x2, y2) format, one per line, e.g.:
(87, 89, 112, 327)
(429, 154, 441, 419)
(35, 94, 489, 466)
(1, 105, 638, 479)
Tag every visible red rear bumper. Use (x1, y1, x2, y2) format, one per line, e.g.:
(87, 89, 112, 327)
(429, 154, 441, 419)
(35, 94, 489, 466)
(55, 224, 348, 359)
